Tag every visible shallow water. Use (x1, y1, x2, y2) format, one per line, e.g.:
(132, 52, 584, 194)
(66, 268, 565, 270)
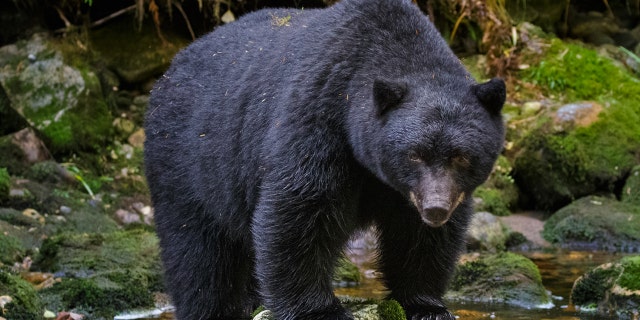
(124, 250, 627, 320)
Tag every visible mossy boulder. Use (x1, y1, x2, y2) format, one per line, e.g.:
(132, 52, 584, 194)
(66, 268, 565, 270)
(542, 196, 640, 251)
(0, 33, 113, 154)
(622, 165, 640, 206)
(446, 252, 553, 309)
(513, 37, 640, 210)
(571, 255, 640, 319)
(0, 269, 43, 319)
(37, 230, 162, 318)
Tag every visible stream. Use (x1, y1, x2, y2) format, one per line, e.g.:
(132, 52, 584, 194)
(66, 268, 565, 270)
(123, 250, 625, 320)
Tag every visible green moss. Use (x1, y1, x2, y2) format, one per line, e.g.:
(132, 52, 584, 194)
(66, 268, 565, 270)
(0, 234, 24, 265)
(618, 256, 640, 291)
(377, 299, 406, 320)
(333, 256, 361, 284)
(515, 39, 640, 210)
(0, 269, 43, 319)
(622, 166, 640, 206)
(0, 167, 9, 202)
(474, 156, 518, 216)
(473, 187, 511, 216)
(571, 264, 622, 306)
(37, 230, 161, 318)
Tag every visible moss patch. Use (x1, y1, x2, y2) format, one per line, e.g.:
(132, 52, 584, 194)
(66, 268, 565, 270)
(0, 269, 43, 319)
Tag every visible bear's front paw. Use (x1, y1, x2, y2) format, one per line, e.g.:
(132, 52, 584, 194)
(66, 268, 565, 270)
(407, 309, 455, 320)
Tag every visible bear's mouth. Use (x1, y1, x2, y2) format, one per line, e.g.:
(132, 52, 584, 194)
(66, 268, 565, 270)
(409, 191, 465, 228)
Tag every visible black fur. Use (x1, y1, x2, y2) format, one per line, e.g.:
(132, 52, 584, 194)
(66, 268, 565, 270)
(144, 0, 505, 319)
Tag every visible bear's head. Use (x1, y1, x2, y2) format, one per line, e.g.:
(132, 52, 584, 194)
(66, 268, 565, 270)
(352, 77, 505, 227)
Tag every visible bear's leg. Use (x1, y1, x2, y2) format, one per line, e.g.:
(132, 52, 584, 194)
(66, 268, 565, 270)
(157, 220, 258, 319)
(252, 199, 355, 320)
(375, 202, 472, 320)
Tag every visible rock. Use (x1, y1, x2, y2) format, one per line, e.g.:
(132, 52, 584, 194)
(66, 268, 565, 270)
(0, 33, 113, 153)
(466, 211, 508, 252)
(114, 208, 141, 225)
(127, 129, 146, 149)
(571, 255, 640, 318)
(446, 252, 553, 309)
(622, 165, 640, 206)
(500, 212, 551, 249)
(553, 101, 603, 130)
(522, 101, 542, 116)
(543, 196, 640, 252)
(0, 128, 51, 175)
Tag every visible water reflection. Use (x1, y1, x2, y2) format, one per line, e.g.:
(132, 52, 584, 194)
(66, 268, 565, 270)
(127, 251, 626, 319)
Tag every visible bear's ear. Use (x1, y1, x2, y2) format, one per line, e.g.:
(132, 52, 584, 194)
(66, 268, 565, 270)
(373, 79, 407, 116)
(473, 77, 506, 115)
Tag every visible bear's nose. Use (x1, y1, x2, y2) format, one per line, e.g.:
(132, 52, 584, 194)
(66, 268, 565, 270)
(421, 205, 450, 228)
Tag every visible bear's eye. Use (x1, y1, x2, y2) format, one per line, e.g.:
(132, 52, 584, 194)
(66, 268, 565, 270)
(408, 151, 422, 163)
(452, 155, 470, 168)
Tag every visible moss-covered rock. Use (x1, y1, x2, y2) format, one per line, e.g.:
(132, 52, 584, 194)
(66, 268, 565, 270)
(0, 269, 43, 319)
(571, 255, 640, 319)
(622, 165, 640, 206)
(513, 36, 640, 210)
(0, 33, 114, 154)
(37, 230, 162, 318)
(446, 252, 553, 309)
(542, 196, 640, 251)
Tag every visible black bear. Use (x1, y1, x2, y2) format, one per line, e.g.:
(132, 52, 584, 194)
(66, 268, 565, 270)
(144, 0, 505, 318)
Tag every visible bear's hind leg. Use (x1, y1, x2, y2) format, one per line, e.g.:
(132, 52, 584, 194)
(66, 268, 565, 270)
(157, 221, 257, 319)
